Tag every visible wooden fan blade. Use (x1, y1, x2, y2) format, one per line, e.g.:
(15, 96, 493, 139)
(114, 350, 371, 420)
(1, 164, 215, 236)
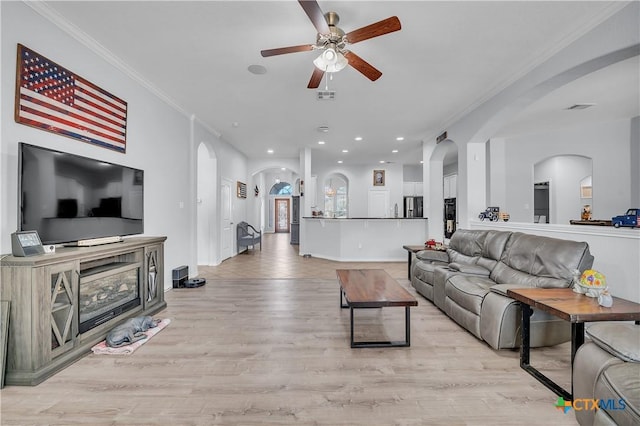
(261, 44, 314, 57)
(298, 0, 330, 34)
(345, 16, 401, 44)
(344, 51, 382, 81)
(307, 68, 325, 89)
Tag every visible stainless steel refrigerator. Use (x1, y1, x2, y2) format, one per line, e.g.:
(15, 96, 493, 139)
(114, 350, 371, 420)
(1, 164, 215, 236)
(404, 196, 423, 218)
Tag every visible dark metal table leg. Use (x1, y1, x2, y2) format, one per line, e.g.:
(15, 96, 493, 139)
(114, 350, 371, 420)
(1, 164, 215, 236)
(519, 302, 572, 400)
(520, 303, 531, 368)
(571, 322, 585, 398)
(350, 307, 355, 348)
(407, 250, 412, 280)
(405, 306, 411, 346)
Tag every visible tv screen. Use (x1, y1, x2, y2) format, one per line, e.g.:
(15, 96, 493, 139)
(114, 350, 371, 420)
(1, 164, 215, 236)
(18, 143, 144, 245)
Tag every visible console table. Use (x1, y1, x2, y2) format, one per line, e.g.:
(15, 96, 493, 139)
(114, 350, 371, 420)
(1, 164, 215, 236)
(507, 287, 640, 400)
(0, 237, 167, 385)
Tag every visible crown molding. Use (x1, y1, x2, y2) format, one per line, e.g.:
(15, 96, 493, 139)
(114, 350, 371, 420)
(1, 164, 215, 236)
(24, 0, 214, 130)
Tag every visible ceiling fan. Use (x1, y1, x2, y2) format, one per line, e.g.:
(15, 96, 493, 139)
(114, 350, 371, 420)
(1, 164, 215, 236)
(260, 0, 401, 89)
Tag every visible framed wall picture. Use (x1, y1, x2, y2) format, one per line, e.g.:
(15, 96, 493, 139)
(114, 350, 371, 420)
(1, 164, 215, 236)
(237, 181, 247, 198)
(373, 170, 385, 186)
(15, 44, 128, 153)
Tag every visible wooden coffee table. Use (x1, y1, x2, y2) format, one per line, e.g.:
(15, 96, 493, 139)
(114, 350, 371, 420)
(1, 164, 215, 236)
(507, 287, 640, 400)
(336, 269, 418, 348)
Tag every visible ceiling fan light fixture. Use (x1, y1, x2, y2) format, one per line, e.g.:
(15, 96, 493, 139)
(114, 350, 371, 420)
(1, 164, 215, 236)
(313, 45, 347, 73)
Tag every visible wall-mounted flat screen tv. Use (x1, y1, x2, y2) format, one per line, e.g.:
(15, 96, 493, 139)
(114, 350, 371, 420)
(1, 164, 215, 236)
(18, 142, 144, 245)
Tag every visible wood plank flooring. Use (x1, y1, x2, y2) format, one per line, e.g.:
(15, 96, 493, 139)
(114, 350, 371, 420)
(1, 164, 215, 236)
(0, 233, 578, 425)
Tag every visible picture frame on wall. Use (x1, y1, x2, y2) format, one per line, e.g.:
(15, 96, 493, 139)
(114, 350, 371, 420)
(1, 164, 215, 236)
(373, 170, 385, 186)
(15, 44, 128, 153)
(237, 181, 247, 198)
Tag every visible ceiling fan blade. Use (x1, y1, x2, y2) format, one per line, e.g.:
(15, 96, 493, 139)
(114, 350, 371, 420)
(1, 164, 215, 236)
(344, 51, 382, 81)
(298, 0, 330, 34)
(307, 68, 325, 89)
(261, 44, 315, 57)
(345, 16, 401, 44)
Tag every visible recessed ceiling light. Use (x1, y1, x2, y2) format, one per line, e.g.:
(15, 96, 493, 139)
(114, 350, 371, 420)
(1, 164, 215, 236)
(317, 126, 330, 133)
(392, 149, 398, 153)
(281, 167, 286, 171)
(267, 149, 274, 154)
(337, 160, 343, 164)
(354, 136, 363, 141)
(318, 141, 325, 145)
(379, 160, 385, 164)
(396, 136, 404, 141)
(420, 160, 424, 164)
(342, 149, 349, 153)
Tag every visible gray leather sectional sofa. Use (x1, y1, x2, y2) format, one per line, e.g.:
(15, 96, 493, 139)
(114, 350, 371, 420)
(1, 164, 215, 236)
(573, 322, 640, 426)
(411, 229, 594, 349)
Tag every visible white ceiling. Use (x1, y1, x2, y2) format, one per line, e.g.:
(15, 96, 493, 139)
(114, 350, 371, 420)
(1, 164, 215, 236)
(41, 1, 638, 168)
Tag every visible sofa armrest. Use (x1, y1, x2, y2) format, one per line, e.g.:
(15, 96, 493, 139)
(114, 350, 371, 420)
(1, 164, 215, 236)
(448, 262, 490, 276)
(586, 323, 640, 362)
(416, 250, 449, 263)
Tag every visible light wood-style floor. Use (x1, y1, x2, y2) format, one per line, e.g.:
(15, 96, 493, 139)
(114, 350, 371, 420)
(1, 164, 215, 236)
(0, 233, 577, 425)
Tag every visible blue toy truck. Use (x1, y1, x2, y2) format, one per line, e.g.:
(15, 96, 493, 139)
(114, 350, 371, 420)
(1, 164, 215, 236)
(612, 208, 640, 228)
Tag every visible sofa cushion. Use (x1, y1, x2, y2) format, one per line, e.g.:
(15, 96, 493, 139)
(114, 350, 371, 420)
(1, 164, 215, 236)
(448, 262, 490, 276)
(594, 362, 640, 425)
(415, 250, 449, 263)
(445, 275, 494, 315)
(477, 230, 512, 271)
(447, 229, 487, 265)
(412, 261, 447, 292)
(586, 323, 640, 362)
(491, 232, 593, 288)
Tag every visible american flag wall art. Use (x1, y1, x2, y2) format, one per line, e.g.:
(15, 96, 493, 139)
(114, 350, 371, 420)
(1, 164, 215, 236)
(15, 44, 128, 153)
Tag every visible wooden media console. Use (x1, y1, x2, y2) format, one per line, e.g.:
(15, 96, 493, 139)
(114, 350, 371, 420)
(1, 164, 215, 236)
(0, 236, 166, 386)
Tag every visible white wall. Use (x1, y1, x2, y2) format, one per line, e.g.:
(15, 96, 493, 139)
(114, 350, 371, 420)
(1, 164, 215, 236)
(631, 116, 640, 207)
(533, 155, 592, 225)
(436, 2, 639, 234)
(402, 165, 423, 182)
(1, 2, 248, 286)
(491, 119, 632, 223)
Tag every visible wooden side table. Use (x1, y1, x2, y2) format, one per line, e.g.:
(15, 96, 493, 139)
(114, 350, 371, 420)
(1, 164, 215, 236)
(507, 287, 640, 400)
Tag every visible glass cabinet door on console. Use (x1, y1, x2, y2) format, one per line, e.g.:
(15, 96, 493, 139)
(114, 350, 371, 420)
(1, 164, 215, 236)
(144, 244, 164, 310)
(46, 261, 79, 358)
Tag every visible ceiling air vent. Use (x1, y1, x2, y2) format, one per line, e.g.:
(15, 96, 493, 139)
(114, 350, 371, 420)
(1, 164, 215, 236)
(317, 91, 336, 100)
(566, 103, 595, 110)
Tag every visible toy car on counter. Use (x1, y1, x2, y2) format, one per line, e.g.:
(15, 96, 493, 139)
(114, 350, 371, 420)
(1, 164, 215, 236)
(478, 207, 500, 221)
(611, 208, 640, 228)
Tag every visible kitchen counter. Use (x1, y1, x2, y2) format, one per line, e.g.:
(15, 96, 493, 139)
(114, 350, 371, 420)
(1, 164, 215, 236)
(302, 217, 428, 262)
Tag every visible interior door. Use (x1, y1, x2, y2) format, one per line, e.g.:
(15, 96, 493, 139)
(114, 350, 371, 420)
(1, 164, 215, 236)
(275, 198, 290, 233)
(220, 178, 233, 260)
